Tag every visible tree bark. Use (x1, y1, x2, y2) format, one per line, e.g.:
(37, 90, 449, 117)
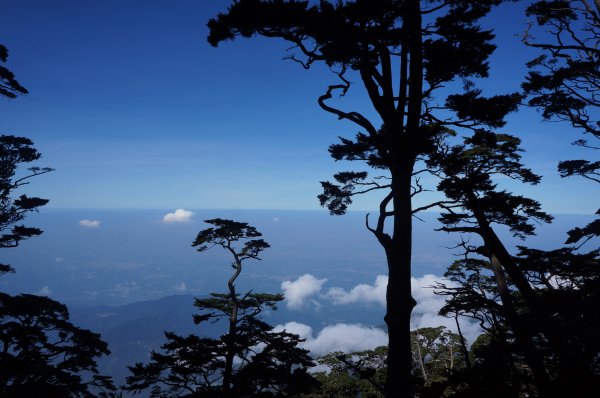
(383, 2, 422, 396)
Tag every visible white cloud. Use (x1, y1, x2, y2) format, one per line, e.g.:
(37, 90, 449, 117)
(324, 275, 387, 306)
(410, 274, 482, 345)
(175, 282, 187, 292)
(37, 285, 52, 296)
(275, 322, 388, 356)
(79, 219, 100, 228)
(281, 274, 327, 310)
(163, 209, 194, 223)
(279, 273, 482, 346)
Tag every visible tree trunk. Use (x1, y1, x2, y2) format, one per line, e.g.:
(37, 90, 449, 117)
(466, 193, 553, 395)
(223, 260, 242, 397)
(385, 166, 416, 398)
(384, 2, 422, 395)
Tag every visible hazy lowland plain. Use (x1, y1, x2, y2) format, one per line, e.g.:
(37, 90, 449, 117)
(3, 209, 593, 385)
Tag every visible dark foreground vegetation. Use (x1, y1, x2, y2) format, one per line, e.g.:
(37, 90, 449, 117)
(1, 1, 598, 397)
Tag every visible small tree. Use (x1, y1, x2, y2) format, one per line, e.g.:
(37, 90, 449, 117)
(124, 219, 318, 397)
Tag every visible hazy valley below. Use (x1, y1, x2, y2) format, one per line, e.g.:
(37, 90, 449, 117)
(4, 209, 593, 392)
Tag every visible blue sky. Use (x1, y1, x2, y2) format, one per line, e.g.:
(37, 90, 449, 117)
(0, 0, 597, 213)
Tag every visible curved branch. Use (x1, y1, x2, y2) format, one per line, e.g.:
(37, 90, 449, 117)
(317, 84, 378, 137)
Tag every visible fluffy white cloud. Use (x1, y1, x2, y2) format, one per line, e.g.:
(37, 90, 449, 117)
(175, 282, 187, 292)
(280, 273, 482, 345)
(275, 322, 388, 356)
(410, 274, 481, 345)
(79, 219, 100, 228)
(163, 209, 194, 223)
(324, 275, 387, 306)
(281, 274, 327, 310)
(37, 285, 52, 296)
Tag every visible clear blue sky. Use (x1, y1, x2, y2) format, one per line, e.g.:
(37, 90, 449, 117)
(1, 0, 597, 214)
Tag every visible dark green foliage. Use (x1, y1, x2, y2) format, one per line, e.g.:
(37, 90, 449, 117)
(308, 327, 468, 398)
(445, 92, 522, 129)
(411, 326, 468, 397)
(0, 44, 28, 99)
(192, 218, 269, 257)
(0, 293, 116, 398)
(564, 210, 600, 245)
(523, 0, 600, 188)
(0, 135, 52, 272)
(430, 130, 552, 239)
(557, 159, 600, 182)
(125, 297, 318, 397)
(308, 347, 387, 398)
(523, 0, 599, 139)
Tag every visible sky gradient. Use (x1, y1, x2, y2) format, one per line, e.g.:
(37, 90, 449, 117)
(1, 0, 597, 213)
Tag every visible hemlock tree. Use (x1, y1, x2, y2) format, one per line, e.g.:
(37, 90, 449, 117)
(428, 131, 559, 394)
(208, 0, 520, 397)
(124, 219, 318, 397)
(428, 130, 599, 393)
(207, 1, 520, 395)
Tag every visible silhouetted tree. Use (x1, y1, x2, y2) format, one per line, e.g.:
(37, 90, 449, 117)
(124, 219, 318, 397)
(0, 44, 28, 99)
(0, 293, 116, 398)
(427, 130, 561, 394)
(207, 2, 520, 395)
(523, 0, 599, 143)
(0, 44, 115, 398)
(0, 44, 52, 275)
(0, 135, 52, 275)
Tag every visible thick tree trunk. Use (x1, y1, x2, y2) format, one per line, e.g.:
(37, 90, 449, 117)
(385, 167, 416, 398)
(384, 2, 421, 395)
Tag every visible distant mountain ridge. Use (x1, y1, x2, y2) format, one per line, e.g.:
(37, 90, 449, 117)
(69, 293, 386, 391)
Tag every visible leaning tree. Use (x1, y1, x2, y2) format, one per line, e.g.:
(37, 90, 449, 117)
(206, 1, 520, 395)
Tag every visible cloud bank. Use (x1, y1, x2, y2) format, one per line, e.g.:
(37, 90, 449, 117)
(281, 274, 327, 310)
(163, 209, 194, 223)
(324, 275, 387, 306)
(79, 219, 100, 228)
(274, 322, 388, 356)
(279, 273, 482, 345)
